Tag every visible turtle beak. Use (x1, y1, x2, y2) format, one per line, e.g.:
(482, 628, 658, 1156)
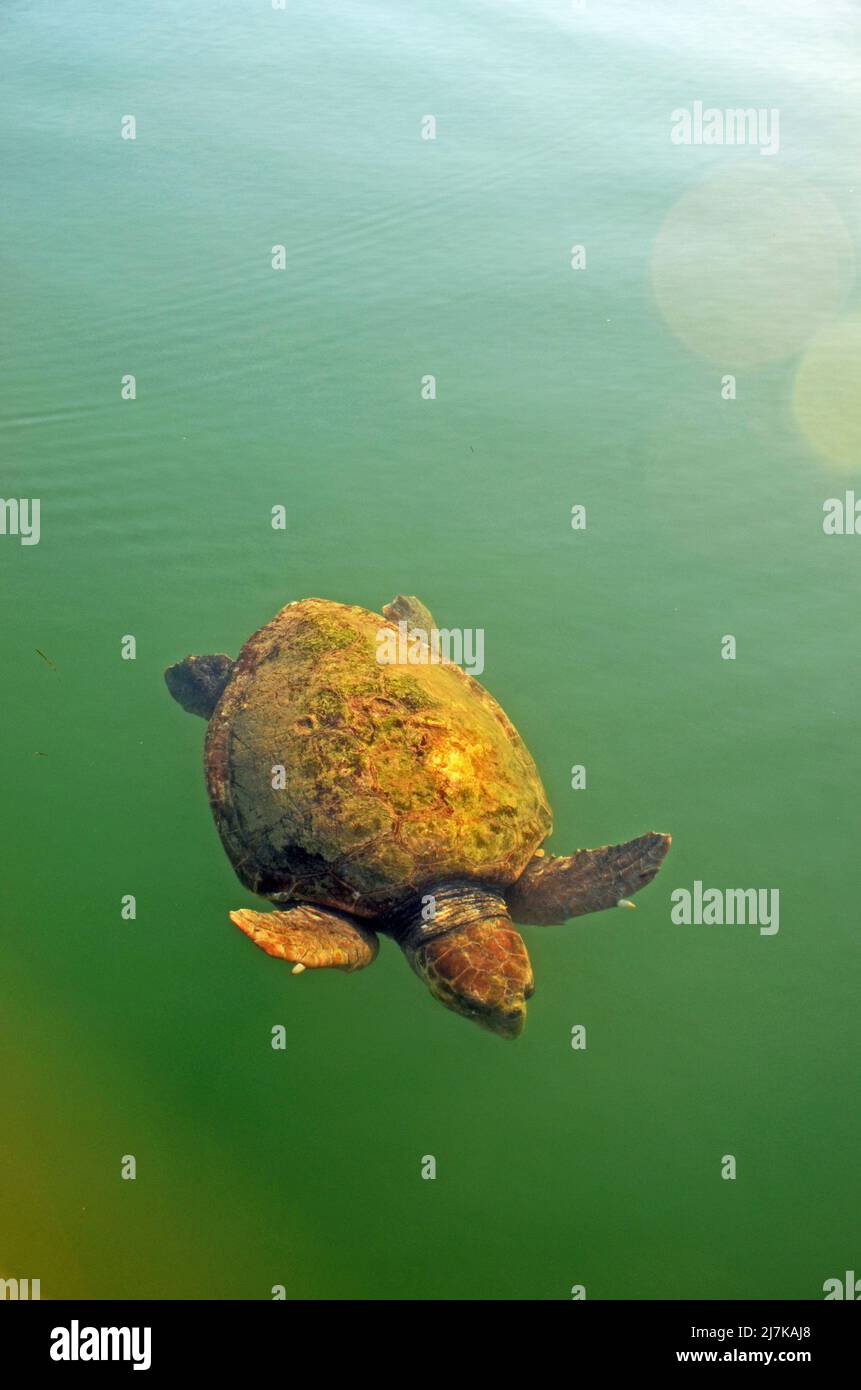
(475, 995, 528, 1040)
(406, 920, 534, 1041)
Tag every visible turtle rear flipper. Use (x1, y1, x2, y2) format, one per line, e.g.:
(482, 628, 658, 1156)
(230, 905, 379, 973)
(506, 831, 671, 925)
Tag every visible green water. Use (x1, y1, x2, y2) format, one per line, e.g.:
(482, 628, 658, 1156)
(2, 0, 859, 1300)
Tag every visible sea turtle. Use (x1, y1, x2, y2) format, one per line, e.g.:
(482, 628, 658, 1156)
(165, 596, 670, 1039)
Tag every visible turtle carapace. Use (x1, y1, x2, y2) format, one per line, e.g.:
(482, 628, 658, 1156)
(165, 596, 670, 1039)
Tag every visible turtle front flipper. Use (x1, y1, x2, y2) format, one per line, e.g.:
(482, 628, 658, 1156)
(506, 831, 671, 925)
(229, 905, 379, 973)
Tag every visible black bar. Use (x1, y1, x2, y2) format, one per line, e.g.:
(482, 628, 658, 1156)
(1, 1299, 857, 1373)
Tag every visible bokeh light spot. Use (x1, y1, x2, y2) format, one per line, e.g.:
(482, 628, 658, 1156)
(652, 166, 854, 366)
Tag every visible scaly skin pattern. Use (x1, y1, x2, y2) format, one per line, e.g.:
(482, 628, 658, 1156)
(205, 599, 551, 916)
(407, 918, 534, 1039)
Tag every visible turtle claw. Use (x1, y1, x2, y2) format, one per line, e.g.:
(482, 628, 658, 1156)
(229, 905, 379, 972)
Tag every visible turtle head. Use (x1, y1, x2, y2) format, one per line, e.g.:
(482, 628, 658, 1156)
(399, 887, 534, 1039)
(165, 653, 234, 720)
